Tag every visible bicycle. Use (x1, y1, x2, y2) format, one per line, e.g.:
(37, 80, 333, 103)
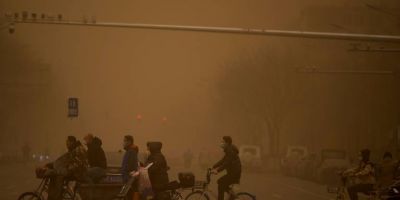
(185, 168, 256, 200)
(113, 162, 184, 200)
(327, 172, 400, 200)
(18, 177, 80, 200)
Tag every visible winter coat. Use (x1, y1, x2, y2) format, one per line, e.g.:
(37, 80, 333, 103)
(49, 143, 88, 180)
(213, 144, 242, 182)
(354, 161, 376, 185)
(121, 145, 138, 183)
(87, 137, 107, 169)
(146, 142, 169, 192)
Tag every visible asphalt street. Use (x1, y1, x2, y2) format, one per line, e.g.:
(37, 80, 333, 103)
(0, 162, 335, 200)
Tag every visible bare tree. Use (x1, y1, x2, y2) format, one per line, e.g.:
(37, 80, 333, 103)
(217, 48, 298, 157)
(0, 35, 52, 152)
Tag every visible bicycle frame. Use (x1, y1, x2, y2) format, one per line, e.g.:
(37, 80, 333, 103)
(32, 177, 78, 200)
(35, 178, 50, 199)
(192, 168, 239, 200)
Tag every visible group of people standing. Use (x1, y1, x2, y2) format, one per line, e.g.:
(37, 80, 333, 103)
(38, 134, 242, 200)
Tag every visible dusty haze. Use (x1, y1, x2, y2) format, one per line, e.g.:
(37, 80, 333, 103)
(0, 0, 400, 199)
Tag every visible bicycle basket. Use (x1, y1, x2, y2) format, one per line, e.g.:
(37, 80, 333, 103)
(178, 172, 195, 188)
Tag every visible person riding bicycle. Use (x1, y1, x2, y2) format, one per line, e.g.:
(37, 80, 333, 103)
(146, 141, 171, 200)
(39, 136, 88, 200)
(211, 136, 242, 200)
(344, 149, 376, 200)
(84, 133, 107, 183)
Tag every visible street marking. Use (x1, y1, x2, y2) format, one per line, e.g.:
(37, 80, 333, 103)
(277, 182, 331, 200)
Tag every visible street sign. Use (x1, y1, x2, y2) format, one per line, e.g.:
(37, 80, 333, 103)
(68, 97, 78, 117)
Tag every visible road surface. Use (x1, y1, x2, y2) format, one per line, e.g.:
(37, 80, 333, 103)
(0, 162, 334, 200)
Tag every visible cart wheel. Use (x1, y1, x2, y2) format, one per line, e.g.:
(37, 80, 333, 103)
(234, 192, 256, 200)
(185, 191, 210, 200)
(18, 192, 41, 200)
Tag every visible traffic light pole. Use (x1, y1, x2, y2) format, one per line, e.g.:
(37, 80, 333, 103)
(6, 18, 400, 43)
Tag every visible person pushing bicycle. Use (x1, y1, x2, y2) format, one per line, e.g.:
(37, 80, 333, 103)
(211, 136, 242, 200)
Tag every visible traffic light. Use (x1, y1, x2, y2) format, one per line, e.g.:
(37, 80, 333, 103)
(136, 114, 143, 122)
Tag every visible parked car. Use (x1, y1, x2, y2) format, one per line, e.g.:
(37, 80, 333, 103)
(239, 145, 263, 172)
(281, 146, 308, 176)
(294, 153, 318, 179)
(314, 149, 350, 185)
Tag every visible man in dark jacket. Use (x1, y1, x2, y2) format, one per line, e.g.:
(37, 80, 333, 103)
(146, 142, 170, 200)
(84, 134, 107, 183)
(44, 136, 88, 200)
(212, 136, 242, 200)
(121, 135, 138, 183)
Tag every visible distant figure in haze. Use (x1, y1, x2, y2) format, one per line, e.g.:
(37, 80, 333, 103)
(376, 152, 397, 189)
(211, 136, 242, 200)
(84, 134, 107, 183)
(183, 148, 193, 169)
(22, 142, 31, 163)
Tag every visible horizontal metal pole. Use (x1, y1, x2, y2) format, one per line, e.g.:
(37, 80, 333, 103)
(296, 68, 395, 75)
(9, 19, 400, 43)
(348, 48, 400, 52)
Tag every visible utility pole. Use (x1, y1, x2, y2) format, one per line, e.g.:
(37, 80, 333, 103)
(3, 12, 400, 43)
(296, 67, 396, 75)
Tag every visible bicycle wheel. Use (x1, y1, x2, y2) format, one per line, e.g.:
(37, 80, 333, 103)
(170, 190, 183, 200)
(62, 189, 81, 200)
(234, 192, 256, 200)
(185, 191, 210, 200)
(18, 192, 42, 200)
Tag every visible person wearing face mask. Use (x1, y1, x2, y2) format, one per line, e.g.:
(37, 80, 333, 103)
(211, 136, 242, 200)
(346, 149, 376, 200)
